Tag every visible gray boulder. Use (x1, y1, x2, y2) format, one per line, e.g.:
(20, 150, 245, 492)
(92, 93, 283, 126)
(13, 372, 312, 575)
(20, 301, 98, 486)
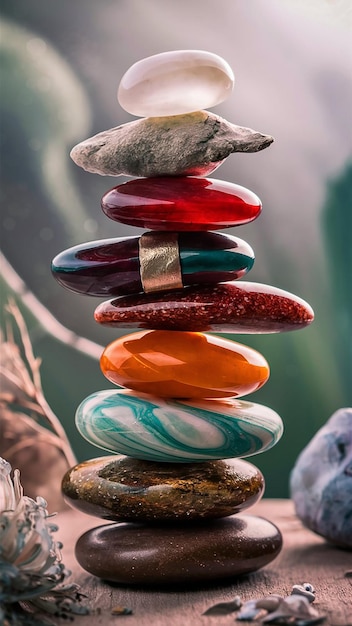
(70, 110, 273, 178)
(290, 408, 352, 548)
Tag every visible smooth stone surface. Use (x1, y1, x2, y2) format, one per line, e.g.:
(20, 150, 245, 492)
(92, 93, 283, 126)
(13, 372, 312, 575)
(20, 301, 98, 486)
(51, 232, 254, 298)
(101, 176, 262, 230)
(290, 408, 352, 549)
(62, 455, 265, 522)
(95, 281, 315, 333)
(75, 514, 283, 585)
(70, 110, 274, 178)
(75, 390, 283, 462)
(52, 236, 140, 297)
(117, 50, 234, 117)
(100, 330, 270, 399)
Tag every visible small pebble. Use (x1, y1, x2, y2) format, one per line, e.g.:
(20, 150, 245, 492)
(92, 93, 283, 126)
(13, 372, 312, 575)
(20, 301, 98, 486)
(117, 50, 234, 117)
(111, 606, 133, 616)
(261, 596, 323, 624)
(291, 584, 315, 603)
(202, 596, 242, 615)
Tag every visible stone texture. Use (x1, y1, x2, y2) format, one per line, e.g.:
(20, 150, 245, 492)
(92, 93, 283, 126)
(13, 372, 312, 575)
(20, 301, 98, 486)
(100, 330, 270, 399)
(94, 281, 314, 332)
(70, 110, 274, 178)
(75, 514, 282, 584)
(52, 233, 254, 298)
(52, 236, 141, 297)
(62, 455, 265, 522)
(101, 176, 262, 230)
(75, 390, 283, 462)
(290, 408, 352, 549)
(117, 50, 234, 117)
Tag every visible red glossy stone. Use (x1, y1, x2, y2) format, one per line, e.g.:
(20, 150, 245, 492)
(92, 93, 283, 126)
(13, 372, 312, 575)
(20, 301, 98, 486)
(101, 176, 262, 231)
(94, 281, 314, 333)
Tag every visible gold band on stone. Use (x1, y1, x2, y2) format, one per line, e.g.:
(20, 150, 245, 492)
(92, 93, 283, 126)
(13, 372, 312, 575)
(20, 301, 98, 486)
(139, 232, 183, 293)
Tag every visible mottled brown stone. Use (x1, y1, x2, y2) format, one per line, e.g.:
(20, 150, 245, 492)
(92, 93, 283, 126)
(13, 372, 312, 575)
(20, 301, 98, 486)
(70, 110, 274, 178)
(75, 514, 282, 585)
(62, 455, 264, 522)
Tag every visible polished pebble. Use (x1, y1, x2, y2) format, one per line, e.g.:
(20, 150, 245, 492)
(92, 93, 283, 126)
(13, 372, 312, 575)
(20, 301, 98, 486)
(100, 330, 269, 399)
(75, 390, 283, 462)
(75, 514, 282, 584)
(62, 455, 265, 522)
(95, 281, 315, 332)
(52, 236, 140, 297)
(70, 111, 274, 178)
(51, 233, 254, 297)
(117, 50, 234, 117)
(101, 177, 261, 230)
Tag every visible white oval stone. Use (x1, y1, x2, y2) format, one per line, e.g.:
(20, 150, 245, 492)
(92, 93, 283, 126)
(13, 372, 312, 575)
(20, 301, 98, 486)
(117, 50, 234, 117)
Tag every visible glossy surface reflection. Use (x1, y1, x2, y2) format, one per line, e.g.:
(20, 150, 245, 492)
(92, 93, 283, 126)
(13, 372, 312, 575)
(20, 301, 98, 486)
(102, 177, 261, 231)
(100, 330, 270, 398)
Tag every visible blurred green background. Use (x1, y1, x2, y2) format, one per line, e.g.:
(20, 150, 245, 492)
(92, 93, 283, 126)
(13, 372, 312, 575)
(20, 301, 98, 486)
(1, 0, 351, 497)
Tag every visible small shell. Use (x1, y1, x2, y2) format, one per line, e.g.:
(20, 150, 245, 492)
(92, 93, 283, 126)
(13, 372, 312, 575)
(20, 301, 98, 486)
(236, 600, 263, 621)
(202, 596, 242, 615)
(256, 595, 282, 611)
(291, 583, 316, 603)
(262, 596, 323, 624)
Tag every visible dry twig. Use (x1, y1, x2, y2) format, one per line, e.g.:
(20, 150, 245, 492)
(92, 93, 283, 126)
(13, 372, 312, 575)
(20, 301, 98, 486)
(0, 299, 76, 468)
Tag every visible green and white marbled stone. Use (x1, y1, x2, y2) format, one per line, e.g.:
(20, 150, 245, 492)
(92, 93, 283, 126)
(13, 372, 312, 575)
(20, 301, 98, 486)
(76, 390, 283, 462)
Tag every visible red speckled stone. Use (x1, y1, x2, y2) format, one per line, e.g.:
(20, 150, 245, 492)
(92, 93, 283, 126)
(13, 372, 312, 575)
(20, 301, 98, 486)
(94, 281, 314, 333)
(101, 176, 261, 231)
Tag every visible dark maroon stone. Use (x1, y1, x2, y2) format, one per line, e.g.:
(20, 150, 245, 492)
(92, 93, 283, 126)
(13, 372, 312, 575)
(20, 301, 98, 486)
(75, 514, 282, 585)
(94, 281, 314, 332)
(51, 232, 254, 298)
(51, 237, 141, 297)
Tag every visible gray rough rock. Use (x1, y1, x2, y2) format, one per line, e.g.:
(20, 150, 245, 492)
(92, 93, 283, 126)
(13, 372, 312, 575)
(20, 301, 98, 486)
(70, 110, 274, 177)
(290, 408, 352, 549)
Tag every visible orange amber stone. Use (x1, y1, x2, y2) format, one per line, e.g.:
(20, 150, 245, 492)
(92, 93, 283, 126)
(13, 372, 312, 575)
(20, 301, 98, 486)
(100, 331, 269, 399)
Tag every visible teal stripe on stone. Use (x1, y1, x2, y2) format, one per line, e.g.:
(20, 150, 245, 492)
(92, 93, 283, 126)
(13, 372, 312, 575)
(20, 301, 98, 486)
(76, 390, 283, 463)
(180, 249, 254, 275)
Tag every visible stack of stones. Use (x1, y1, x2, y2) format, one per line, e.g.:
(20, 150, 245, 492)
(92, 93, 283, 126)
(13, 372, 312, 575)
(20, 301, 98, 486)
(53, 50, 314, 585)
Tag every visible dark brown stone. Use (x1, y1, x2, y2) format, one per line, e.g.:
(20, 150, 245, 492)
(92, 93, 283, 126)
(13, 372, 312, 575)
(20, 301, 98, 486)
(62, 455, 264, 522)
(75, 515, 282, 585)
